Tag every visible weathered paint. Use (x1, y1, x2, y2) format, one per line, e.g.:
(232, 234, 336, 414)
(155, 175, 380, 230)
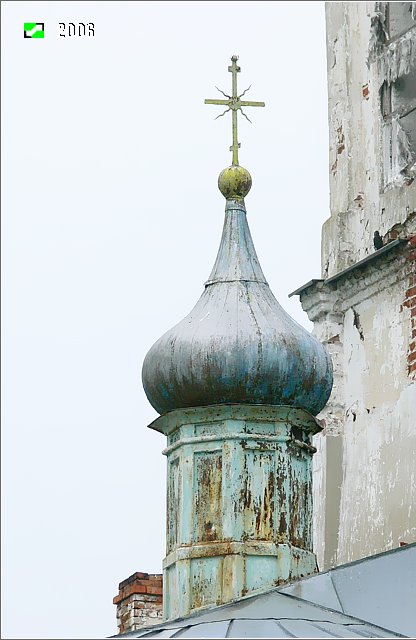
(148, 404, 321, 620)
(142, 197, 333, 417)
(292, 2, 416, 571)
(218, 165, 252, 200)
(141, 55, 333, 625)
(300, 240, 416, 570)
(322, 1, 416, 280)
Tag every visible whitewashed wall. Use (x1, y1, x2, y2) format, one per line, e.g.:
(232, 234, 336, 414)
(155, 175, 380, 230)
(298, 2, 416, 570)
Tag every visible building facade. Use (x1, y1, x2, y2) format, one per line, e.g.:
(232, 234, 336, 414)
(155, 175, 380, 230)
(113, 4, 416, 633)
(291, 2, 416, 571)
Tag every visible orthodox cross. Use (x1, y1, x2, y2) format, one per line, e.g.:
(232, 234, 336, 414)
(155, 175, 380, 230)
(205, 55, 265, 166)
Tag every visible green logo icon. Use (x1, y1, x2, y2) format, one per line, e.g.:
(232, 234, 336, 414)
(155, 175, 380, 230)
(24, 23, 44, 38)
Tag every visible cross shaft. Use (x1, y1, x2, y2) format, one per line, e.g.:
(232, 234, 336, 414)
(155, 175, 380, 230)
(204, 55, 265, 165)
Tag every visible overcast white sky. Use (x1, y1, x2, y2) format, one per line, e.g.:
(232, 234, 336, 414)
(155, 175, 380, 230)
(2, 2, 330, 638)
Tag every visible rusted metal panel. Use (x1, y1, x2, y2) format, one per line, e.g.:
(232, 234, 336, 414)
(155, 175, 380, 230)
(288, 449, 313, 552)
(155, 405, 321, 620)
(166, 457, 180, 553)
(193, 452, 223, 543)
(162, 567, 175, 622)
(242, 450, 275, 541)
(190, 557, 223, 611)
(150, 404, 321, 436)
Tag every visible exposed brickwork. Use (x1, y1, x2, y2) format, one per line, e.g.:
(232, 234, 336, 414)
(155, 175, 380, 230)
(113, 572, 163, 635)
(404, 236, 416, 380)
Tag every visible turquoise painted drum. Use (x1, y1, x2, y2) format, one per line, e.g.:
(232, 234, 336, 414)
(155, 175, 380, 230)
(142, 197, 333, 417)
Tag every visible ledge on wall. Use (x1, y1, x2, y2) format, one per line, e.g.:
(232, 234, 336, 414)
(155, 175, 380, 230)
(288, 238, 409, 298)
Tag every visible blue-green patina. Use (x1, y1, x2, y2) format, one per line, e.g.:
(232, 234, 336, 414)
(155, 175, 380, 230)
(142, 198, 333, 416)
(141, 56, 333, 622)
(149, 405, 321, 620)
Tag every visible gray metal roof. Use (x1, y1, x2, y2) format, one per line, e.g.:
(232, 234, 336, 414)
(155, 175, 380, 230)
(112, 543, 415, 638)
(115, 591, 404, 638)
(280, 542, 416, 637)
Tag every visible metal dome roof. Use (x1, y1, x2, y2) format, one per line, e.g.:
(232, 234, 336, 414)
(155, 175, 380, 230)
(142, 197, 333, 417)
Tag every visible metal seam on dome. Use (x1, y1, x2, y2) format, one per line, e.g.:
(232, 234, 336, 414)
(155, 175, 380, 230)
(204, 278, 269, 287)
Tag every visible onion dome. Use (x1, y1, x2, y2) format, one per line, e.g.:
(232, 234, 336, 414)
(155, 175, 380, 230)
(142, 56, 333, 417)
(142, 168, 332, 416)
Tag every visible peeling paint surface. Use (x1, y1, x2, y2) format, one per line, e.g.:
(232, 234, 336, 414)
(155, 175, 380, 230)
(323, 2, 416, 277)
(297, 0, 416, 571)
(300, 238, 415, 570)
(142, 198, 333, 417)
(151, 405, 320, 620)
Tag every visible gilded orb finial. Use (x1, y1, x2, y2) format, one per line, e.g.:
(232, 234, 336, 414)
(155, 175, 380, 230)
(218, 165, 252, 200)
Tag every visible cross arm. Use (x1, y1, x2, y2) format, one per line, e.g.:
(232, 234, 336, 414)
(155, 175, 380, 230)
(239, 101, 265, 107)
(204, 99, 231, 106)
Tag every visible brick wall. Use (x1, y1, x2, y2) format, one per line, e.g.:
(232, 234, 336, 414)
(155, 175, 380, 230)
(113, 572, 163, 635)
(405, 235, 416, 380)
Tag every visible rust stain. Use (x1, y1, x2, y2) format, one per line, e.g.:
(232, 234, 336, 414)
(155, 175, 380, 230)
(194, 453, 222, 542)
(327, 334, 340, 344)
(267, 470, 275, 532)
(354, 193, 364, 208)
(336, 126, 345, 155)
(279, 509, 287, 538)
(352, 308, 365, 341)
(332, 125, 345, 175)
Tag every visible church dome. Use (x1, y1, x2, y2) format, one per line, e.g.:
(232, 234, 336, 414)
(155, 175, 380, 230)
(142, 171, 333, 416)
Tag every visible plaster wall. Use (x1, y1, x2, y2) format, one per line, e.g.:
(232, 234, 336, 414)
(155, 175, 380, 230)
(301, 2, 416, 570)
(336, 282, 415, 564)
(305, 245, 415, 570)
(323, 2, 416, 279)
